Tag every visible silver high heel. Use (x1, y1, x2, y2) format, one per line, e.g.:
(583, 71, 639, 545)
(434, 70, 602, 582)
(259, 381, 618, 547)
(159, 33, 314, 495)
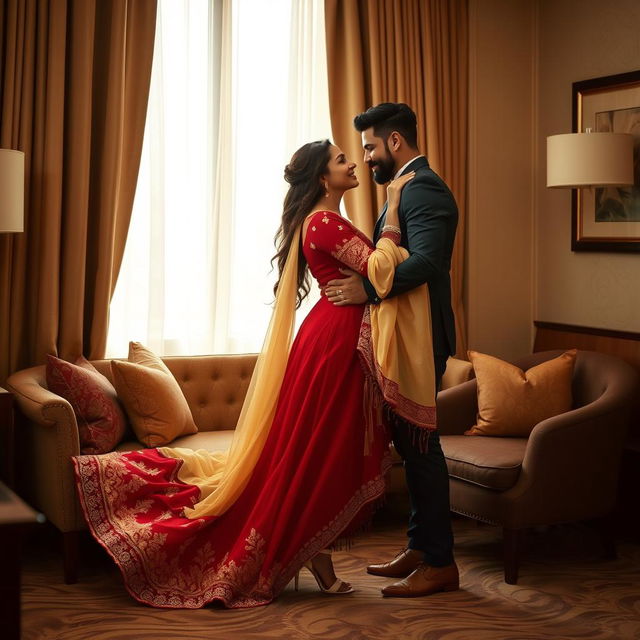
(294, 551, 354, 594)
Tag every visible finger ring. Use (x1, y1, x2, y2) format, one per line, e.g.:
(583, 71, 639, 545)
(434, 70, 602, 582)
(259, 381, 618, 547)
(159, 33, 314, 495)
(337, 289, 343, 295)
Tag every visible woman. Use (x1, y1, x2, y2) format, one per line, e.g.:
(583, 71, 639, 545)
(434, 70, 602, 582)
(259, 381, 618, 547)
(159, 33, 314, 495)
(73, 140, 435, 608)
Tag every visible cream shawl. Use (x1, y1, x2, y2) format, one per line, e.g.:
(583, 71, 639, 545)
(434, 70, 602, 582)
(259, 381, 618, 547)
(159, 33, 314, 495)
(362, 237, 436, 430)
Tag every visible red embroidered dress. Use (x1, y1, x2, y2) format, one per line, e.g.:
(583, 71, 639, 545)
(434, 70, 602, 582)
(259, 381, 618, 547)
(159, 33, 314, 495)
(73, 211, 392, 608)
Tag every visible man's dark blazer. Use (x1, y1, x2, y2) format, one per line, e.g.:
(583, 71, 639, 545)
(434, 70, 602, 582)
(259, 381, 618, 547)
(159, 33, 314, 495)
(363, 156, 458, 358)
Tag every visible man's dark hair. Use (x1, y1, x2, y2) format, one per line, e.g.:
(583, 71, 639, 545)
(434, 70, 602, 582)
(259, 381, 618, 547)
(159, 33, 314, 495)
(353, 103, 418, 149)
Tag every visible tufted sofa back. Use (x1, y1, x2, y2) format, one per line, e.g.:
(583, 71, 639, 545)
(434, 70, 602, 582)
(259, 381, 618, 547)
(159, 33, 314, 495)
(89, 353, 258, 432)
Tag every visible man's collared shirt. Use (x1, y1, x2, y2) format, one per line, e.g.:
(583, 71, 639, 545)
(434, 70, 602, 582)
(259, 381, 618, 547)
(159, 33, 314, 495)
(393, 154, 424, 180)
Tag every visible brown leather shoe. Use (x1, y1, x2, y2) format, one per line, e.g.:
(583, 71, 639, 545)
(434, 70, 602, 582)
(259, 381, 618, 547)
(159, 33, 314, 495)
(381, 562, 459, 597)
(366, 548, 424, 578)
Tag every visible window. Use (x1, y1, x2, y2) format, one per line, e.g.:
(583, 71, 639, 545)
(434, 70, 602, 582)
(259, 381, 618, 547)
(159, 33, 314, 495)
(107, 0, 331, 357)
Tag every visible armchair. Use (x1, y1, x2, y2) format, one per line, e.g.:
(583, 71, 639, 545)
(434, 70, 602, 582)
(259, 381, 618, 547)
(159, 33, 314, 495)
(437, 350, 639, 584)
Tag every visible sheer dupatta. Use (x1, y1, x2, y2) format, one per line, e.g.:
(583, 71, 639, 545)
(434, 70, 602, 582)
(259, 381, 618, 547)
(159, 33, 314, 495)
(159, 227, 301, 518)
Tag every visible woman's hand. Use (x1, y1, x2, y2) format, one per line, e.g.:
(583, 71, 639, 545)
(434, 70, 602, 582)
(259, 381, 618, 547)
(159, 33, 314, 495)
(387, 171, 415, 209)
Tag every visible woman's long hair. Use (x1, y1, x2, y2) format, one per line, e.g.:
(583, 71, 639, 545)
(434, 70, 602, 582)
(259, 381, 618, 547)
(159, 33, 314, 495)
(272, 139, 331, 307)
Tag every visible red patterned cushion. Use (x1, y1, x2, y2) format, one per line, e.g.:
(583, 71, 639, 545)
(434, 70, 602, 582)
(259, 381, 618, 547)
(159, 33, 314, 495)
(46, 355, 127, 454)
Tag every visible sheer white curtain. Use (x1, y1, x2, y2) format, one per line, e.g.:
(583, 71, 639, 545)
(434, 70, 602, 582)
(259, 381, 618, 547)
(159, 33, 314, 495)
(107, 0, 331, 357)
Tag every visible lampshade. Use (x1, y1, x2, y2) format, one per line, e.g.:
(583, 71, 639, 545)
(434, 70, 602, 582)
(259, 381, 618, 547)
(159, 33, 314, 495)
(0, 149, 25, 232)
(546, 132, 634, 188)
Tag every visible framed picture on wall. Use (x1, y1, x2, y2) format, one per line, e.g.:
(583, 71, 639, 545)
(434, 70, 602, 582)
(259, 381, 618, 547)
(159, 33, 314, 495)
(572, 70, 640, 252)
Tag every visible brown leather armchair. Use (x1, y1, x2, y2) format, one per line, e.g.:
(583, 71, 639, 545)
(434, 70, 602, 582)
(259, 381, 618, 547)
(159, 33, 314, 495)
(436, 350, 639, 584)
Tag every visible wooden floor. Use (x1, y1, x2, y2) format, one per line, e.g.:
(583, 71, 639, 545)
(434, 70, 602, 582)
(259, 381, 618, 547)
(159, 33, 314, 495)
(20, 507, 640, 640)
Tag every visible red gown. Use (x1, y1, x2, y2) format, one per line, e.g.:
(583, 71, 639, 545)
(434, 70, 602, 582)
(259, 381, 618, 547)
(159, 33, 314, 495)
(73, 210, 391, 608)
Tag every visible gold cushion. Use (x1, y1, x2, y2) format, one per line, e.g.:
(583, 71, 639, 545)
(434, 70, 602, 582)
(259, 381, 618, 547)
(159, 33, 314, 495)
(441, 357, 474, 390)
(465, 349, 576, 437)
(128, 341, 172, 373)
(111, 342, 198, 447)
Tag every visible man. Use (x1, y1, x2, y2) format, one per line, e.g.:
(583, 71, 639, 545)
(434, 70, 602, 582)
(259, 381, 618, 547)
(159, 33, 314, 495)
(325, 102, 459, 597)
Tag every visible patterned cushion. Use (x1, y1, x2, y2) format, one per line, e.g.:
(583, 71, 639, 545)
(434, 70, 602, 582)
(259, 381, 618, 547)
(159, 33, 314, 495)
(110, 342, 198, 447)
(46, 354, 127, 454)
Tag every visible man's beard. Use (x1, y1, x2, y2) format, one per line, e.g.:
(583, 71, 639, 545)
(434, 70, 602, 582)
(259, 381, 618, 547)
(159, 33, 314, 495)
(370, 148, 395, 185)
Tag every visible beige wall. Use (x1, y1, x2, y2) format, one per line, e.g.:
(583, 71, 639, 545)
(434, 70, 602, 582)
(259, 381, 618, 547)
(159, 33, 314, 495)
(467, 0, 639, 361)
(467, 0, 537, 359)
(536, 0, 640, 332)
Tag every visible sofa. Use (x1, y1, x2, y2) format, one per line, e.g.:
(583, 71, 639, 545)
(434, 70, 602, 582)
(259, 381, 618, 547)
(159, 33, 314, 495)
(7, 352, 474, 583)
(8, 353, 255, 583)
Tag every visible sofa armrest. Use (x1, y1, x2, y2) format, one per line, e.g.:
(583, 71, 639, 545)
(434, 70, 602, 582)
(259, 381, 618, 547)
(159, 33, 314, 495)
(506, 395, 632, 527)
(7, 366, 77, 430)
(524, 396, 629, 478)
(436, 379, 478, 435)
(7, 366, 83, 532)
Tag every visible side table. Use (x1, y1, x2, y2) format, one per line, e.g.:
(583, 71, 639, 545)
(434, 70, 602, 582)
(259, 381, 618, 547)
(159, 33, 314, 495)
(0, 481, 41, 640)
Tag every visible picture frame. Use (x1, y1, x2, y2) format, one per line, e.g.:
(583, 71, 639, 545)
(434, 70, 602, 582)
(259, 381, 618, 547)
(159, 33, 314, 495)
(571, 70, 640, 252)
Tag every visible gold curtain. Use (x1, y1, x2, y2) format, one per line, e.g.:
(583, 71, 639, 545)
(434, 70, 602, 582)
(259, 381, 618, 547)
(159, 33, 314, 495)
(0, 0, 157, 383)
(324, 0, 468, 355)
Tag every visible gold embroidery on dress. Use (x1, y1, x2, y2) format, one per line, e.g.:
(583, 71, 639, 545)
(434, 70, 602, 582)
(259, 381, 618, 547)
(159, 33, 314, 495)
(310, 242, 316, 250)
(75, 391, 391, 609)
(332, 236, 371, 271)
(128, 459, 163, 476)
(75, 454, 283, 608)
(217, 528, 267, 593)
(275, 470, 390, 596)
(322, 215, 329, 224)
(311, 226, 316, 231)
